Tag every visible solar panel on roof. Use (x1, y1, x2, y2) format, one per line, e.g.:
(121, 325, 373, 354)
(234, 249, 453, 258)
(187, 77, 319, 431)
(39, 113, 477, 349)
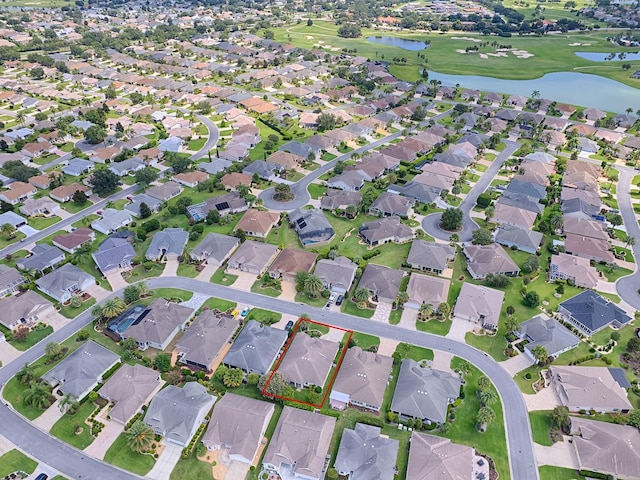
(215, 201, 230, 211)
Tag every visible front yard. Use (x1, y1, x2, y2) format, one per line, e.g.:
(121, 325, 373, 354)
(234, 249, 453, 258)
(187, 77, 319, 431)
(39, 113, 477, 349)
(103, 433, 156, 476)
(50, 400, 97, 449)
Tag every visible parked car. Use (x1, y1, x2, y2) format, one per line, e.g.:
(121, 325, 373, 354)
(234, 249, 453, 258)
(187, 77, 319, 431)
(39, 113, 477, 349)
(285, 320, 294, 331)
(329, 293, 336, 302)
(241, 307, 251, 317)
(35, 474, 48, 480)
(335, 295, 344, 306)
(323, 302, 331, 310)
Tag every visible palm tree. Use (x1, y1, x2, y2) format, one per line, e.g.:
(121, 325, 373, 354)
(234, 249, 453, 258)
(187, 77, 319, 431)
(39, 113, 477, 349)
(137, 282, 151, 298)
(22, 382, 52, 410)
(101, 298, 126, 320)
(437, 302, 450, 318)
(625, 236, 636, 249)
(396, 291, 409, 306)
(1, 223, 16, 240)
(125, 421, 155, 453)
(16, 112, 25, 127)
(477, 375, 491, 392)
(476, 406, 496, 429)
(479, 389, 498, 407)
(91, 304, 104, 321)
(58, 393, 78, 414)
(530, 345, 548, 365)
(504, 316, 519, 334)
(303, 274, 323, 299)
(345, 204, 358, 219)
(45, 341, 61, 358)
(485, 205, 495, 223)
(419, 302, 433, 320)
(456, 360, 471, 378)
(353, 287, 370, 307)
(549, 214, 563, 233)
(16, 363, 35, 385)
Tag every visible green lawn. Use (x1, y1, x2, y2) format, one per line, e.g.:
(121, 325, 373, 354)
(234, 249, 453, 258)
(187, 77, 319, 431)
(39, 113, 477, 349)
(126, 262, 164, 283)
(153, 288, 193, 302)
(538, 466, 586, 480)
(513, 365, 543, 394)
(0, 231, 26, 249)
(176, 262, 200, 278)
(350, 331, 380, 350)
(341, 299, 374, 319)
(210, 268, 237, 286)
(169, 450, 212, 480)
(307, 183, 327, 199)
(10, 325, 53, 351)
(416, 317, 452, 336)
(104, 433, 155, 476)
(201, 297, 236, 312)
(246, 308, 282, 324)
(29, 215, 61, 230)
(250, 280, 281, 297)
(62, 200, 93, 214)
(266, 222, 302, 250)
(295, 291, 327, 308)
(50, 400, 96, 449)
(58, 297, 96, 320)
(0, 450, 37, 477)
(187, 137, 207, 151)
(595, 263, 633, 282)
(529, 411, 553, 447)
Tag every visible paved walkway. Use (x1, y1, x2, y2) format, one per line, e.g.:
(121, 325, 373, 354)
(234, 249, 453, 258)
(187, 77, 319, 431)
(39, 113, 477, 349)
(32, 400, 65, 432)
(446, 316, 476, 342)
(534, 439, 579, 469)
(432, 350, 454, 373)
(523, 387, 560, 412)
(83, 421, 124, 460)
(397, 307, 417, 330)
(179, 292, 209, 311)
(195, 262, 218, 282)
(161, 258, 179, 278)
(372, 301, 393, 323)
(146, 442, 183, 480)
(500, 353, 535, 376)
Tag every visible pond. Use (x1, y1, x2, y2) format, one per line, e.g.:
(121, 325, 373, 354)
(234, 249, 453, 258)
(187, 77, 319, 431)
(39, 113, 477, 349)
(366, 36, 429, 51)
(575, 51, 640, 62)
(427, 70, 640, 113)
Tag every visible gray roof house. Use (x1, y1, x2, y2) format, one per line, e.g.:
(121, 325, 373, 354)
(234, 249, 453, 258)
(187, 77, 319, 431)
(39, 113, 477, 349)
(16, 244, 65, 274)
(92, 237, 136, 276)
(0, 211, 27, 228)
(109, 157, 145, 176)
(334, 424, 399, 480)
(242, 160, 283, 181)
(358, 264, 405, 304)
(202, 393, 275, 464)
(407, 433, 474, 480)
(505, 179, 547, 200)
(453, 283, 505, 330)
(42, 341, 120, 401)
(326, 170, 368, 192)
(223, 320, 288, 375)
(330, 347, 393, 412)
(175, 311, 238, 372)
(145, 228, 188, 261)
(358, 216, 413, 247)
(496, 191, 544, 215)
(407, 240, 455, 275)
(146, 182, 183, 202)
(278, 333, 340, 389)
(320, 189, 362, 211)
(387, 181, 440, 205)
(190, 233, 240, 265)
(405, 273, 451, 310)
(0, 290, 54, 331)
(558, 290, 631, 336)
(289, 208, 335, 246)
(187, 192, 248, 221)
(91, 208, 132, 235)
(313, 256, 358, 294)
(0, 264, 25, 297)
(262, 407, 336, 480)
(124, 194, 163, 218)
(462, 243, 520, 280)
(144, 382, 216, 447)
(369, 192, 414, 218)
(226, 240, 279, 275)
(391, 359, 461, 424)
(518, 314, 580, 359)
(35, 263, 95, 303)
(97, 364, 162, 425)
(121, 298, 195, 351)
(494, 224, 544, 254)
(61, 158, 93, 177)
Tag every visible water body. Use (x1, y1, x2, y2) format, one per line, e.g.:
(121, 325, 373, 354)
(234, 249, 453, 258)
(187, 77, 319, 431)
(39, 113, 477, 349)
(366, 36, 428, 51)
(427, 70, 640, 113)
(575, 51, 640, 62)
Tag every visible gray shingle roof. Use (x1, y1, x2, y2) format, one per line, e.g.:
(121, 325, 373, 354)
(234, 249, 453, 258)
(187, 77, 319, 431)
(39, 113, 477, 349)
(334, 424, 399, 480)
(17, 244, 65, 273)
(560, 290, 631, 333)
(222, 320, 287, 375)
(145, 228, 188, 259)
(92, 237, 136, 274)
(175, 311, 238, 370)
(519, 314, 580, 357)
(190, 233, 239, 264)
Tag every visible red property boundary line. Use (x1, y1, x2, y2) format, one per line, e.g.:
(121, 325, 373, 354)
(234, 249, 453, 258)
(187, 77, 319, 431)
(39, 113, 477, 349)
(261, 318, 353, 408)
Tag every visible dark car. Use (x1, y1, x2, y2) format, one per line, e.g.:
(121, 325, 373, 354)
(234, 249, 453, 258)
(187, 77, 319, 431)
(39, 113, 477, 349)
(35, 474, 48, 480)
(285, 320, 294, 331)
(335, 295, 344, 306)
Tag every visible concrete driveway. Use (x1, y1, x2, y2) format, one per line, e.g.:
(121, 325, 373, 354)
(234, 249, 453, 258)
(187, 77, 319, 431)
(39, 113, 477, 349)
(372, 301, 393, 323)
(227, 270, 258, 292)
(446, 316, 476, 342)
(161, 258, 179, 278)
(432, 350, 454, 373)
(224, 461, 250, 480)
(500, 353, 535, 376)
(397, 307, 417, 330)
(278, 281, 297, 302)
(104, 271, 128, 291)
(523, 387, 560, 412)
(377, 337, 399, 356)
(146, 442, 183, 480)
(85, 283, 111, 302)
(83, 420, 124, 460)
(195, 262, 219, 282)
(44, 312, 70, 332)
(0, 341, 21, 366)
(32, 400, 65, 432)
(534, 439, 579, 469)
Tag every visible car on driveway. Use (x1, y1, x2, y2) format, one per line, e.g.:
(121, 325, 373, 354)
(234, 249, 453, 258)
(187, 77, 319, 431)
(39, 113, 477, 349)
(324, 302, 331, 310)
(329, 293, 336, 302)
(285, 320, 294, 331)
(336, 295, 344, 306)
(241, 307, 251, 317)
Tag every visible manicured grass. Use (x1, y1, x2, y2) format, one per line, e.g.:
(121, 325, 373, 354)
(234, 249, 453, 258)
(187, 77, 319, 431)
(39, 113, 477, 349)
(246, 307, 282, 324)
(210, 268, 237, 286)
(62, 200, 93, 214)
(176, 262, 200, 278)
(126, 262, 164, 283)
(3, 375, 50, 420)
(201, 297, 236, 312)
(307, 183, 327, 199)
(295, 291, 326, 308)
(266, 222, 302, 249)
(250, 280, 281, 297)
(400, 343, 434, 362)
(416, 317, 452, 336)
(169, 450, 212, 480)
(10, 325, 53, 351)
(613, 246, 634, 262)
(104, 433, 155, 476)
(59, 297, 96, 320)
(341, 299, 374, 319)
(50, 400, 96, 449)
(0, 450, 37, 477)
(28, 215, 61, 230)
(321, 152, 336, 161)
(513, 365, 543, 395)
(600, 292, 621, 304)
(389, 307, 402, 325)
(529, 411, 553, 447)
(51, 476, 69, 480)
(349, 331, 380, 350)
(538, 466, 586, 480)
(595, 263, 633, 282)
(153, 288, 193, 302)
(0, 231, 26, 249)
(187, 137, 207, 151)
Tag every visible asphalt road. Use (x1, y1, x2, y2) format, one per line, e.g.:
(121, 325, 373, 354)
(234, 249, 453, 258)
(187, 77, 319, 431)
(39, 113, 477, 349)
(0, 277, 537, 480)
(422, 140, 520, 242)
(190, 114, 219, 161)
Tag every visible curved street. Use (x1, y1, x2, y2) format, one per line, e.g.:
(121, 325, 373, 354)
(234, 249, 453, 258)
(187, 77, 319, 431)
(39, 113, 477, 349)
(614, 166, 640, 309)
(0, 277, 537, 480)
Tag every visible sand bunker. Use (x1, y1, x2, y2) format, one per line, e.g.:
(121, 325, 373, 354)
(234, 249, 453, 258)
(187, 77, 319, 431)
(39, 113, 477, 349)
(569, 42, 592, 46)
(305, 35, 314, 39)
(479, 53, 488, 59)
(455, 47, 533, 59)
(451, 36, 482, 42)
(513, 49, 534, 58)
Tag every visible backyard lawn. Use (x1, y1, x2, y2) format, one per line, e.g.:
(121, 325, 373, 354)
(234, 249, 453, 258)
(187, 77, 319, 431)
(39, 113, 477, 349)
(0, 450, 37, 477)
(104, 433, 155, 476)
(50, 400, 96, 449)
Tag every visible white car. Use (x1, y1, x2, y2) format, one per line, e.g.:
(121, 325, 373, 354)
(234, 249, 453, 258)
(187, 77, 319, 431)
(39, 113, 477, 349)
(329, 293, 337, 302)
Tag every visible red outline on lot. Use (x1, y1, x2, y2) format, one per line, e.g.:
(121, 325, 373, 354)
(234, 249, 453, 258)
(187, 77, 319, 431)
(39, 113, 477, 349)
(260, 318, 353, 408)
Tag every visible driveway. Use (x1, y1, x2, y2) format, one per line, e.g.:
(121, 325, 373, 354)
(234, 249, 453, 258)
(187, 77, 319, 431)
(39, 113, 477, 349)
(83, 421, 124, 460)
(534, 439, 579, 469)
(432, 350, 454, 373)
(523, 387, 560, 412)
(446, 316, 476, 342)
(32, 400, 65, 432)
(0, 341, 21, 366)
(224, 461, 250, 480)
(227, 270, 258, 292)
(105, 271, 128, 292)
(44, 312, 70, 332)
(18, 225, 38, 237)
(161, 258, 179, 278)
(278, 281, 297, 302)
(372, 301, 393, 323)
(195, 262, 219, 282)
(500, 353, 535, 376)
(397, 307, 417, 330)
(84, 283, 111, 302)
(146, 442, 183, 480)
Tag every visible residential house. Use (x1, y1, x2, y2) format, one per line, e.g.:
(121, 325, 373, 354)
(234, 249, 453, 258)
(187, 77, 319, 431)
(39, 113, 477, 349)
(190, 233, 239, 265)
(144, 382, 216, 447)
(289, 208, 335, 246)
(407, 433, 474, 480)
(453, 283, 505, 330)
(407, 241, 455, 275)
(52, 228, 95, 254)
(320, 189, 362, 211)
(91, 208, 132, 235)
(505, 179, 547, 200)
(242, 161, 283, 181)
(49, 183, 91, 203)
(20, 198, 60, 217)
(549, 365, 632, 412)
(146, 182, 183, 202)
(120, 298, 195, 350)
(173, 171, 208, 188)
(202, 394, 275, 464)
(495, 191, 544, 215)
(391, 359, 461, 424)
(564, 234, 614, 264)
(97, 364, 162, 425)
(404, 273, 451, 310)
(268, 248, 317, 283)
(278, 333, 340, 388)
(220, 172, 252, 191)
(42, 341, 120, 401)
(558, 290, 631, 336)
(369, 192, 414, 218)
(334, 424, 398, 480)
(234, 209, 280, 238)
(145, 228, 188, 261)
(109, 158, 145, 177)
(561, 197, 603, 222)
(16, 244, 65, 274)
(494, 224, 544, 254)
(330, 347, 393, 412)
(314, 256, 358, 294)
(0, 181, 36, 205)
(175, 310, 238, 372)
(0, 265, 25, 297)
(222, 320, 288, 376)
(569, 418, 640, 479)
(35, 263, 95, 303)
(124, 194, 163, 218)
(358, 264, 405, 304)
(187, 192, 248, 221)
(358, 216, 412, 247)
(61, 158, 93, 177)
(266, 151, 303, 170)
(226, 240, 279, 275)
(493, 203, 537, 230)
(563, 217, 608, 240)
(549, 252, 599, 289)
(326, 170, 368, 192)
(518, 314, 580, 359)
(0, 290, 54, 331)
(92, 237, 136, 276)
(462, 244, 520, 280)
